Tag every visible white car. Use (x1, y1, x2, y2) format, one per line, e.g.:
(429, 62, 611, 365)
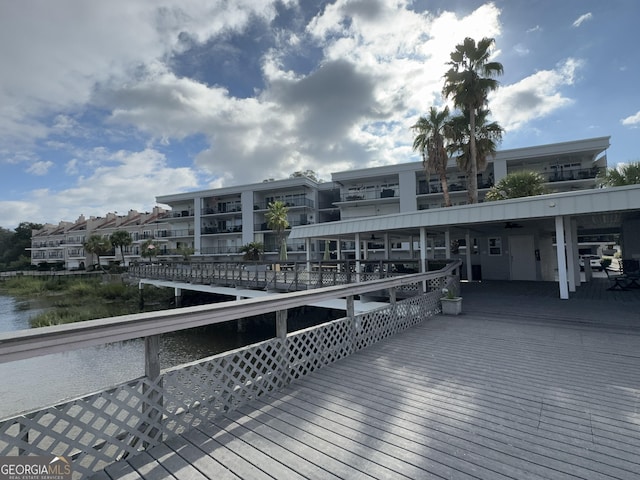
(579, 255, 602, 271)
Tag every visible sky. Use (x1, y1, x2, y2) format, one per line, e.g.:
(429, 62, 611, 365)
(1, 0, 638, 229)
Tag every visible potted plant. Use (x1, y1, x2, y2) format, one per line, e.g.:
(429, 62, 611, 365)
(440, 287, 462, 315)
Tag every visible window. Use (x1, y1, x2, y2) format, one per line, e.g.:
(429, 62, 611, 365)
(488, 237, 502, 256)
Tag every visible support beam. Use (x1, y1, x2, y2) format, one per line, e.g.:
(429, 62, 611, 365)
(444, 229, 451, 260)
(355, 233, 361, 283)
(305, 238, 311, 272)
(383, 233, 390, 261)
(564, 216, 577, 292)
(571, 218, 580, 287)
(555, 215, 569, 300)
(336, 238, 342, 271)
(465, 231, 472, 282)
(174, 287, 182, 308)
(420, 227, 427, 292)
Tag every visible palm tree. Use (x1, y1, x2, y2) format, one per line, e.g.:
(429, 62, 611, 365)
(485, 171, 548, 201)
(448, 108, 503, 202)
(443, 37, 503, 203)
(411, 106, 453, 207)
(240, 241, 264, 261)
(598, 161, 640, 186)
(265, 200, 289, 261)
(110, 230, 132, 266)
(140, 239, 160, 263)
(84, 234, 112, 271)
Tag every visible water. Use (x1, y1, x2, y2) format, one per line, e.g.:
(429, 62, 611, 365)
(0, 294, 271, 420)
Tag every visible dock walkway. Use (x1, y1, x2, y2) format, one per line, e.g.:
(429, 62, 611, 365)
(96, 280, 640, 479)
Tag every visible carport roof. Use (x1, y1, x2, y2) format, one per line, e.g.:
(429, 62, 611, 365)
(290, 184, 640, 239)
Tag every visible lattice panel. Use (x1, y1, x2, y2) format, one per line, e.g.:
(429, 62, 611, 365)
(161, 338, 287, 434)
(288, 317, 354, 379)
(0, 377, 164, 479)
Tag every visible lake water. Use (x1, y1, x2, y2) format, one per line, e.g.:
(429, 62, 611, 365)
(0, 294, 272, 420)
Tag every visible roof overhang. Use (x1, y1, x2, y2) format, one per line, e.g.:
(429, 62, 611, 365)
(290, 184, 640, 239)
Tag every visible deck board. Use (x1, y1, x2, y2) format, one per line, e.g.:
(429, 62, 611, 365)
(94, 282, 640, 480)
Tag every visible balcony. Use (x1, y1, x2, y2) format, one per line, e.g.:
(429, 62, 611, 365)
(202, 225, 242, 234)
(202, 203, 242, 215)
(169, 229, 195, 237)
(200, 246, 242, 255)
(254, 198, 314, 210)
(542, 166, 602, 183)
(339, 188, 398, 202)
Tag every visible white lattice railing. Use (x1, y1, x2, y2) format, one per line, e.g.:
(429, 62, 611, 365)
(0, 262, 460, 479)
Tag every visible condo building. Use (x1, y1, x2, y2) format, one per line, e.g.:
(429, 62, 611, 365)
(30, 136, 611, 270)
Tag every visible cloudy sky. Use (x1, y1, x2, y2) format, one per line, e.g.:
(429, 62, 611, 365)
(1, 0, 638, 229)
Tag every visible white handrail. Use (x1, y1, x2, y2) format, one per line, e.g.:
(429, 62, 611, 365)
(0, 261, 461, 364)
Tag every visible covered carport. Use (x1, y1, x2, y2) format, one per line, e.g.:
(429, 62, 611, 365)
(290, 184, 640, 299)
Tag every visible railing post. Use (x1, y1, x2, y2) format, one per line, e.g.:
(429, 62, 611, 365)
(388, 286, 397, 305)
(346, 295, 357, 352)
(143, 335, 162, 447)
(276, 310, 287, 339)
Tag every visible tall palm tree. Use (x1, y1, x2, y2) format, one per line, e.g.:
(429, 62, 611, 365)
(448, 108, 503, 202)
(110, 230, 132, 266)
(265, 201, 289, 261)
(84, 234, 112, 271)
(443, 37, 503, 203)
(411, 106, 453, 207)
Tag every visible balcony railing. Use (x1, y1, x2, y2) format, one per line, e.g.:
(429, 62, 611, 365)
(202, 226, 242, 234)
(340, 188, 398, 202)
(200, 246, 243, 255)
(541, 167, 602, 183)
(254, 198, 314, 210)
(202, 203, 242, 215)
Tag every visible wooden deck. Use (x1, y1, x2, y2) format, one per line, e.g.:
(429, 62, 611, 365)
(95, 280, 640, 480)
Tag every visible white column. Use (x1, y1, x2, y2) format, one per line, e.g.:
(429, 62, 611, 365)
(305, 237, 311, 272)
(419, 227, 427, 273)
(419, 227, 427, 292)
(564, 216, 577, 292)
(571, 218, 580, 286)
(383, 233, 390, 260)
(555, 215, 569, 299)
(193, 197, 201, 254)
(355, 233, 361, 282)
(336, 238, 342, 272)
(444, 229, 451, 260)
(465, 231, 472, 281)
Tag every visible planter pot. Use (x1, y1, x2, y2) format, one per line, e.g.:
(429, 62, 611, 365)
(441, 297, 462, 315)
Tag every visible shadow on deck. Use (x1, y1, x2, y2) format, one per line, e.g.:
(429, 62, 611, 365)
(95, 279, 640, 480)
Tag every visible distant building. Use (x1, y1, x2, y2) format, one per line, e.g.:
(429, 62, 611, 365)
(29, 207, 169, 269)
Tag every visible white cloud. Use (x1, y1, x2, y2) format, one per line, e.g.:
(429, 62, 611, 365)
(621, 110, 640, 127)
(26, 160, 54, 175)
(572, 12, 592, 27)
(0, 148, 199, 228)
(0, 0, 291, 152)
(491, 58, 584, 131)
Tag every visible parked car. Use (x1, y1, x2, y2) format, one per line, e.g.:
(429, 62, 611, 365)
(579, 255, 603, 271)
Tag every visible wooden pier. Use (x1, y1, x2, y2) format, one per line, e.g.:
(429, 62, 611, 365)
(96, 281, 640, 480)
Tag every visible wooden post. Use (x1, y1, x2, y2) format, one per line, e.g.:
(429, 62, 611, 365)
(138, 281, 144, 311)
(276, 310, 287, 339)
(346, 295, 357, 352)
(143, 335, 162, 447)
(388, 286, 397, 305)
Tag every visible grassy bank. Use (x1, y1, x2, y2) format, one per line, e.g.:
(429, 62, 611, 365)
(1, 275, 174, 327)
